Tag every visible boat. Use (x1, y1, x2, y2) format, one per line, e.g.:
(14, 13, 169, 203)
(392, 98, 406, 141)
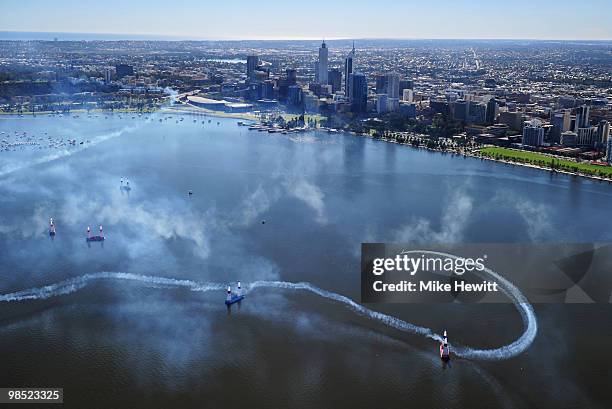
(224, 282, 245, 305)
(439, 330, 450, 361)
(49, 217, 56, 236)
(87, 235, 105, 242)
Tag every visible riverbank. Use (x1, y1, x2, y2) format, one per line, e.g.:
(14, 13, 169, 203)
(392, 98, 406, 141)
(0, 107, 160, 116)
(365, 134, 612, 183)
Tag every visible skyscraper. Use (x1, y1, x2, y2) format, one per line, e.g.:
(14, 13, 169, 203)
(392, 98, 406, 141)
(607, 137, 612, 164)
(522, 120, 545, 147)
(246, 55, 259, 81)
(104, 68, 112, 84)
(318, 41, 328, 85)
(349, 72, 367, 112)
(597, 120, 610, 144)
(453, 100, 468, 122)
(486, 98, 498, 124)
(385, 72, 400, 112)
(286, 68, 297, 85)
(328, 68, 342, 93)
(375, 74, 387, 94)
(386, 72, 400, 99)
(344, 43, 356, 96)
(577, 127, 597, 147)
(576, 105, 590, 129)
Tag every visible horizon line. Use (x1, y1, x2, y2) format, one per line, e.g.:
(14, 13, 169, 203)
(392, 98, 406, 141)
(0, 30, 611, 42)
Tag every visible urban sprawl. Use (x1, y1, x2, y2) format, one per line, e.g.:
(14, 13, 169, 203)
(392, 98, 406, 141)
(1, 39, 611, 178)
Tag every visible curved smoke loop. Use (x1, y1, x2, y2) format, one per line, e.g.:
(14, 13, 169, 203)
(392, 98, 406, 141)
(0, 251, 536, 361)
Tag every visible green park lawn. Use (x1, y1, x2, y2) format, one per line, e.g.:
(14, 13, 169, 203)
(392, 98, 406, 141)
(480, 147, 612, 178)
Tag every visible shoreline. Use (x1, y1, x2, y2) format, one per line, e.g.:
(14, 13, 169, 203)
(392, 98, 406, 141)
(366, 135, 612, 183)
(2, 108, 610, 183)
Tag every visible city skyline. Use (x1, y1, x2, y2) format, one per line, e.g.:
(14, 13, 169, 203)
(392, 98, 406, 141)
(1, 0, 611, 41)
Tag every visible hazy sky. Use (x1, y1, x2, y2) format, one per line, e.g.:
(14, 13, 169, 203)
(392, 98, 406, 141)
(1, 0, 611, 40)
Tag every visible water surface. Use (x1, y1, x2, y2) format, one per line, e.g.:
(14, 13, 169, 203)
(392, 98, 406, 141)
(1, 113, 610, 408)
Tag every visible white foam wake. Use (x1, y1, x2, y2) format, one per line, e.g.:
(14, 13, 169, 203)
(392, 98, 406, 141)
(0, 252, 537, 361)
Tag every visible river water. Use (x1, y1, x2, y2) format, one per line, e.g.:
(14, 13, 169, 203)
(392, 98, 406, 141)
(0, 113, 610, 408)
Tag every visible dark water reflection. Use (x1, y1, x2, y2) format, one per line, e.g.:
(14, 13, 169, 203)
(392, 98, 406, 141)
(0, 114, 611, 408)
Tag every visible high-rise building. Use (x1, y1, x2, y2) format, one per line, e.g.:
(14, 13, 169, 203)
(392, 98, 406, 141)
(104, 68, 112, 84)
(386, 72, 400, 99)
(246, 55, 259, 80)
(607, 137, 612, 164)
(486, 98, 498, 124)
(522, 120, 545, 147)
(375, 74, 387, 94)
(597, 120, 610, 144)
(344, 43, 356, 97)
(499, 111, 524, 131)
(577, 127, 597, 147)
(551, 113, 565, 142)
(328, 68, 342, 93)
(575, 105, 590, 129)
(562, 109, 571, 131)
(551, 109, 571, 139)
(287, 85, 303, 107)
(286, 69, 297, 85)
(318, 41, 328, 84)
(453, 100, 469, 122)
(376, 94, 388, 114)
(349, 72, 367, 112)
(468, 101, 487, 124)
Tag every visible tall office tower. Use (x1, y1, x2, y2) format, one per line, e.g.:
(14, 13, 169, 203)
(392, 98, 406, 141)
(318, 41, 328, 84)
(349, 72, 367, 112)
(104, 68, 112, 84)
(522, 120, 545, 147)
(562, 109, 571, 131)
(287, 85, 303, 107)
(468, 101, 487, 124)
(499, 111, 524, 131)
(576, 105, 590, 129)
(551, 112, 567, 142)
(246, 55, 259, 80)
(286, 68, 297, 85)
(385, 72, 400, 112)
(597, 120, 610, 144)
(386, 72, 400, 99)
(376, 94, 388, 114)
(607, 137, 612, 164)
(328, 68, 342, 93)
(577, 127, 598, 147)
(486, 98, 498, 124)
(375, 74, 387, 94)
(453, 100, 468, 121)
(344, 43, 356, 97)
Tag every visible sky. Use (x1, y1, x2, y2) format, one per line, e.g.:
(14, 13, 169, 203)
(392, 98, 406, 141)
(0, 0, 611, 41)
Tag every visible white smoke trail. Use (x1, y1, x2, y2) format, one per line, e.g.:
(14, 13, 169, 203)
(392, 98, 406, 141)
(0, 124, 140, 178)
(0, 272, 224, 302)
(0, 252, 537, 361)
